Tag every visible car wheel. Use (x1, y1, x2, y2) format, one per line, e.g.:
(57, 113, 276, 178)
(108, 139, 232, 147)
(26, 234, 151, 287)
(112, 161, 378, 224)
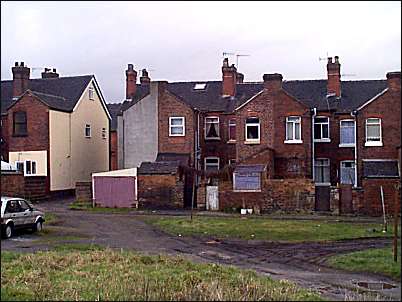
(34, 220, 43, 232)
(4, 224, 13, 239)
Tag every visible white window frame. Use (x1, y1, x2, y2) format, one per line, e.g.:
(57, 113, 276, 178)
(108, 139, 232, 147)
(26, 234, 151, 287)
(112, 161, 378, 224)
(284, 116, 302, 144)
(229, 159, 236, 165)
(314, 158, 331, 185)
(89, 87, 95, 100)
(204, 157, 220, 171)
(339, 119, 356, 147)
(245, 117, 260, 144)
(102, 128, 107, 139)
(205, 116, 220, 140)
(340, 160, 356, 186)
(228, 119, 236, 142)
(169, 117, 185, 136)
(85, 124, 91, 138)
(24, 160, 37, 176)
(314, 116, 330, 142)
(365, 118, 383, 147)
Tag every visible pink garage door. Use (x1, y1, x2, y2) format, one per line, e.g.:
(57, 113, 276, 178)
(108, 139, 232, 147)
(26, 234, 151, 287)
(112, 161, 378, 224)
(94, 176, 135, 208)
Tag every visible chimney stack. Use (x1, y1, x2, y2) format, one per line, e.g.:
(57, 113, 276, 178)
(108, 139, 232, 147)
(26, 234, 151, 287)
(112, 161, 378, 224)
(263, 73, 283, 92)
(327, 56, 341, 97)
(222, 58, 237, 97)
(126, 64, 137, 99)
(41, 67, 59, 79)
(140, 68, 151, 85)
(236, 72, 244, 84)
(386, 71, 401, 92)
(12, 62, 30, 98)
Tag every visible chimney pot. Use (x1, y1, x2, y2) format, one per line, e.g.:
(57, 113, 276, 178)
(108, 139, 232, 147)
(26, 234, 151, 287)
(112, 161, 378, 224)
(14, 62, 18, 67)
(53, 68, 56, 72)
(140, 68, 151, 85)
(126, 63, 137, 99)
(236, 72, 244, 84)
(21, 62, 24, 67)
(334, 56, 339, 63)
(327, 57, 332, 64)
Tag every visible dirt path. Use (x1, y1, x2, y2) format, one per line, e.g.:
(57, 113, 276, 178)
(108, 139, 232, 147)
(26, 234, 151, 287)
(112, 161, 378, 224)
(1, 198, 400, 301)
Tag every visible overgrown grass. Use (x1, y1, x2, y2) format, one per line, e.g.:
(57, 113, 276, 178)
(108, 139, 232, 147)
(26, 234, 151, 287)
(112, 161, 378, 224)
(69, 200, 132, 213)
(144, 216, 398, 242)
(1, 248, 322, 301)
(327, 242, 401, 280)
(44, 213, 58, 225)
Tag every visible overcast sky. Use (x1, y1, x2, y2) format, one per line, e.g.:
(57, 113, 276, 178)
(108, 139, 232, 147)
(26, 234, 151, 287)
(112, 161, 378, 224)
(1, 1, 401, 103)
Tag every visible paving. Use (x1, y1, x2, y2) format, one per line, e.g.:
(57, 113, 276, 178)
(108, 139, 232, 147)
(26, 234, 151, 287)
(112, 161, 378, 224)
(1, 197, 400, 301)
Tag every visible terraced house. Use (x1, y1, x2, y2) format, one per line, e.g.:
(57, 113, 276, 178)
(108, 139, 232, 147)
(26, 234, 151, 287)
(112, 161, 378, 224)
(101, 57, 402, 215)
(1, 62, 111, 200)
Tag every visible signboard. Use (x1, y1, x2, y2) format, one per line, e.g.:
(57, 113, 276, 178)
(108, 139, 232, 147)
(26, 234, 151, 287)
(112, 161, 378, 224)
(233, 172, 261, 191)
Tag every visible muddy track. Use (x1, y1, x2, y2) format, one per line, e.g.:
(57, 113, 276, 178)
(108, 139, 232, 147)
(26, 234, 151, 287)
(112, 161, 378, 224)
(1, 198, 400, 301)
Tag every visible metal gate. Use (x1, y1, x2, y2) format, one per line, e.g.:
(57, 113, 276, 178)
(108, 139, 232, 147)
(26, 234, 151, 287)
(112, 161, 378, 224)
(340, 184, 353, 214)
(315, 185, 330, 211)
(206, 186, 219, 211)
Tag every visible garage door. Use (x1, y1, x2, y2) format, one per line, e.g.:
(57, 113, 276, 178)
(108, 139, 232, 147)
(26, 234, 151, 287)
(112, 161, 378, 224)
(94, 176, 136, 208)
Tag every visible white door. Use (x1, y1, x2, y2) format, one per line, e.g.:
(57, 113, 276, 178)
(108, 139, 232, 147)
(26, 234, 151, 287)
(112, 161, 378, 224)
(206, 186, 219, 211)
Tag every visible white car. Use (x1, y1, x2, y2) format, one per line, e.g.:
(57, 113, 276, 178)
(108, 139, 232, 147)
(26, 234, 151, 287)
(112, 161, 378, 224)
(1, 196, 45, 239)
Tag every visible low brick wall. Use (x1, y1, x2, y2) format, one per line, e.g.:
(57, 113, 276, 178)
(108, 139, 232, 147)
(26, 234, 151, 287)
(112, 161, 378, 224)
(196, 178, 207, 210)
(75, 181, 92, 202)
(138, 174, 184, 209)
(1, 172, 48, 201)
(362, 179, 400, 216)
(219, 178, 315, 213)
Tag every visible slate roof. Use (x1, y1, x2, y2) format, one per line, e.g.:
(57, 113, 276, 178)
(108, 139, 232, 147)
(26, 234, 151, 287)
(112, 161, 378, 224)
(138, 161, 180, 175)
(1, 75, 93, 114)
(156, 153, 190, 165)
(363, 160, 400, 178)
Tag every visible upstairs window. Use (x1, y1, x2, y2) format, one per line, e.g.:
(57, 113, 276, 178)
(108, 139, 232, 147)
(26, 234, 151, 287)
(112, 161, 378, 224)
(102, 128, 107, 139)
(365, 118, 382, 146)
(204, 157, 219, 171)
(205, 117, 220, 139)
(245, 117, 260, 143)
(85, 124, 91, 138)
(13, 111, 27, 136)
(228, 119, 236, 141)
(285, 116, 302, 143)
(340, 120, 355, 146)
(89, 87, 95, 100)
(314, 158, 330, 185)
(314, 116, 330, 141)
(169, 117, 185, 136)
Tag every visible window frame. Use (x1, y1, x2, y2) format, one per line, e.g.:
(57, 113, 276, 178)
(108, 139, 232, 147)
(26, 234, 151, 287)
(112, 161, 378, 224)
(340, 160, 356, 186)
(85, 124, 91, 138)
(284, 116, 302, 144)
(205, 116, 220, 140)
(102, 127, 107, 139)
(314, 116, 330, 142)
(24, 160, 37, 176)
(228, 119, 236, 142)
(339, 119, 356, 147)
(15, 161, 24, 173)
(314, 158, 331, 185)
(13, 111, 27, 136)
(245, 117, 260, 144)
(169, 117, 185, 137)
(365, 118, 383, 147)
(204, 156, 220, 171)
(89, 87, 95, 100)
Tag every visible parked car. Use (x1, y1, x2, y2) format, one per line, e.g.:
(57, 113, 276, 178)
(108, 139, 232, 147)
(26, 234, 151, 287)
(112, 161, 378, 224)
(1, 196, 45, 239)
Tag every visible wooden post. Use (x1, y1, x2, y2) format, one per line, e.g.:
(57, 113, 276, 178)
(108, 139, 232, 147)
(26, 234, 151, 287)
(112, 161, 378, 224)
(394, 185, 399, 263)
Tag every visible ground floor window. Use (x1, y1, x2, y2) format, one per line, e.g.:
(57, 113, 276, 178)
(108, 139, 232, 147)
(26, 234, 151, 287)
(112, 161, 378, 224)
(340, 161, 355, 185)
(314, 158, 330, 184)
(204, 157, 219, 171)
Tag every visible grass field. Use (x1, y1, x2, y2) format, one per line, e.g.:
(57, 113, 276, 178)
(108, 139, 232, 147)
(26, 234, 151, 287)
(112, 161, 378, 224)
(1, 247, 322, 301)
(69, 200, 132, 213)
(144, 216, 397, 242)
(327, 243, 401, 280)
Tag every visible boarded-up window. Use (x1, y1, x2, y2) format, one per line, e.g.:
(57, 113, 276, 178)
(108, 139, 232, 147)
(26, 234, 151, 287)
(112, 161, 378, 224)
(13, 111, 27, 136)
(233, 172, 261, 191)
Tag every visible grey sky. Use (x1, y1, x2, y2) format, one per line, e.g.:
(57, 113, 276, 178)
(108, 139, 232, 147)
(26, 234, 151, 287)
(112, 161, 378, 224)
(1, 1, 401, 103)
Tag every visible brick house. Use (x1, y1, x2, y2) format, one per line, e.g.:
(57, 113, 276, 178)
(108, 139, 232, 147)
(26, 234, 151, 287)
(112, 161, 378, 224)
(1, 62, 111, 199)
(112, 57, 400, 214)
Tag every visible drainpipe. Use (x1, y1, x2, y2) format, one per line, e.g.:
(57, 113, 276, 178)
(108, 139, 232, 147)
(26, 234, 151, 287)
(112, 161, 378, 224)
(351, 110, 358, 188)
(312, 108, 317, 181)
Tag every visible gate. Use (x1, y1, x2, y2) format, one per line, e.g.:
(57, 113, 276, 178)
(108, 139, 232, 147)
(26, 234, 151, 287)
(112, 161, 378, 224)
(339, 184, 353, 214)
(315, 185, 330, 211)
(206, 186, 219, 210)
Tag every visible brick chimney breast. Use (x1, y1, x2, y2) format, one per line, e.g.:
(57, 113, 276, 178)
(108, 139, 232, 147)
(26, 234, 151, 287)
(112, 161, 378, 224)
(12, 61, 30, 98)
(126, 64, 137, 99)
(140, 68, 151, 85)
(263, 73, 283, 91)
(222, 58, 237, 97)
(386, 71, 401, 91)
(236, 72, 244, 84)
(327, 56, 341, 97)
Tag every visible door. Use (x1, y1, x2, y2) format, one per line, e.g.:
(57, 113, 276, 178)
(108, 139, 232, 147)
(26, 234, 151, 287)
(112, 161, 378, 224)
(206, 186, 219, 211)
(315, 186, 330, 211)
(94, 176, 135, 208)
(18, 199, 32, 225)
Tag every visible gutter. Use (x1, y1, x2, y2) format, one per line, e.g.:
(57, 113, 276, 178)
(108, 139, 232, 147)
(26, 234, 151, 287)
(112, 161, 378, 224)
(351, 110, 358, 188)
(311, 108, 317, 181)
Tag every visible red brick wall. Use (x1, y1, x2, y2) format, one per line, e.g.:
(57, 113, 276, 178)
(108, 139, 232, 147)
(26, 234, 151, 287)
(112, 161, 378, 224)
(362, 179, 400, 216)
(110, 131, 118, 170)
(158, 89, 195, 163)
(1, 172, 48, 201)
(1, 114, 8, 161)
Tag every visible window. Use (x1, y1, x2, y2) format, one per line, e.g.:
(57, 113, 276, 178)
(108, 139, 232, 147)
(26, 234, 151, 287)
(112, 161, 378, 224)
(193, 83, 207, 90)
(340, 161, 356, 186)
(205, 117, 220, 139)
(85, 124, 91, 138)
(365, 118, 382, 146)
(340, 120, 355, 146)
(19, 200, 30, 211)
(15, 161, 24, 173)
(25, 160, 37, 176)
(102, 128, 107, 139)
(229, 159, 236, 165)
(228, 119, 236, 141)
(5, 200, 22, 213)
(13, 111, 27, 136)
(89, 87, 94, 100)
(314, 158, 330, 184)
(169, 117, 185, 136)
(204, 157, 219, 171)
(314, 116, 330, 141)
(285, 116, 302, 143)
(233, 172, 261, 191)
(245, 117, 260, 143)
